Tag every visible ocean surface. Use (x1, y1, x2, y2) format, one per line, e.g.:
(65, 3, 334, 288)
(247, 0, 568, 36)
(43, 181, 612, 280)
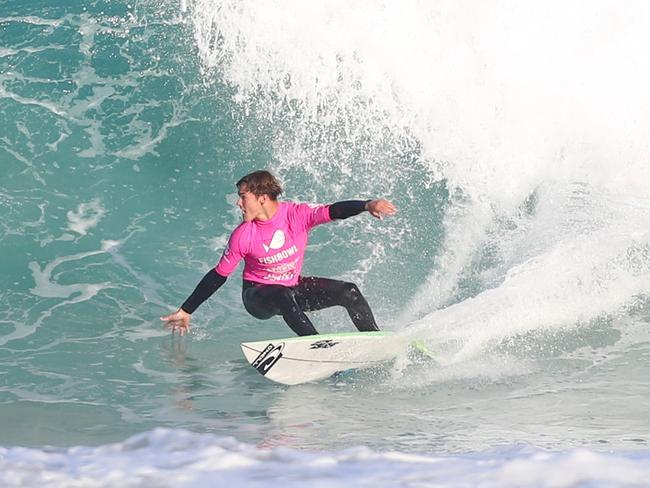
(2, 0, 650, 486)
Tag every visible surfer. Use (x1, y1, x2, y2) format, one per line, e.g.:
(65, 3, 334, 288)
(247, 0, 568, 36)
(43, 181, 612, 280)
(161, 170, 396, 337)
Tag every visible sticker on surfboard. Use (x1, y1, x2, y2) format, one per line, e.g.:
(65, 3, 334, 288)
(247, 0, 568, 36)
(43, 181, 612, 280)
(251, 342, 285, 376)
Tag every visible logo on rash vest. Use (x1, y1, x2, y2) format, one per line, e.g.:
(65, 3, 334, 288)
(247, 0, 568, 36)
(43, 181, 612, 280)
(251, 343, 285, 375)
(309, 339, 340, 349)
(258, 245, 298, 265)
(262, 229, 285, 253)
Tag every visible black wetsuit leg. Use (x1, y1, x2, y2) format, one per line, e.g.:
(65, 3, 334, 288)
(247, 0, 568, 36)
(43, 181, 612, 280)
(242, 281, 319, 336)
(294, 276, 379, 332)
(242, 277, 380, 335)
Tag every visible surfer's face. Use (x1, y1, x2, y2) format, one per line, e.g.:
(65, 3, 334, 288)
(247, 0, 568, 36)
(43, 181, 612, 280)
(237, 185, 266, 222)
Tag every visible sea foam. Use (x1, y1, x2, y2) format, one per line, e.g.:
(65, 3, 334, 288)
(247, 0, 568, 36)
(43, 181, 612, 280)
(2, 428, 650, 488)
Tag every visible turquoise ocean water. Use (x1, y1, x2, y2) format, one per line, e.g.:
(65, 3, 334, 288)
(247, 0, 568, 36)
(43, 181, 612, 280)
(2, 1, 650, 486)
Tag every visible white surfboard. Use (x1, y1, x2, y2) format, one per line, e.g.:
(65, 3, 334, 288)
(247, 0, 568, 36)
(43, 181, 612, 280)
(240, 331, 403, 385)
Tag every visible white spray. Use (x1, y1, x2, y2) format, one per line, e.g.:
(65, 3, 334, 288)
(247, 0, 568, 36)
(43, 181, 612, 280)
(186, 0, 650, 360)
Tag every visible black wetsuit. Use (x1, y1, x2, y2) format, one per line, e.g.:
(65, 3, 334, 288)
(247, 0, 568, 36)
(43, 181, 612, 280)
(180, 200, 379, 336)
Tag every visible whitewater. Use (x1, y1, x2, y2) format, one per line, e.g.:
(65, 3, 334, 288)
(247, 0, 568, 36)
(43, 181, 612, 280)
(1, 0, 649, 486)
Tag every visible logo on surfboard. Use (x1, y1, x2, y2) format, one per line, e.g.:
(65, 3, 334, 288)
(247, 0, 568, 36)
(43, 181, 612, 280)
(252, 342, 285, 375)
(309, 339, 339, 349)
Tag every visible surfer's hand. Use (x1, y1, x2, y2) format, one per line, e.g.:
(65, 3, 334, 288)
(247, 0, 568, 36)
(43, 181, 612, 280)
(160, 309, 192, 336)
(366, 199, 396, 219)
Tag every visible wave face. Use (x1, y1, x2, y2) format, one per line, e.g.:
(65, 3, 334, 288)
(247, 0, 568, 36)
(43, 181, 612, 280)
(1, 0, 650, 485)
(188, 0, 650, 353)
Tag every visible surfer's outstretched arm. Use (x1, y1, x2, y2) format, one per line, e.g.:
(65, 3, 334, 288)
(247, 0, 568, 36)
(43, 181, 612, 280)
(160, 308, 192, 336)
(366, 199, 396, 219)
(160, 269, 227, 335)
(329, 199, 396, 220)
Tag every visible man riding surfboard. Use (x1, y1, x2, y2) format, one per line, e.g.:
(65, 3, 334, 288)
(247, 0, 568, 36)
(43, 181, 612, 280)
(161, 170, 396, 336)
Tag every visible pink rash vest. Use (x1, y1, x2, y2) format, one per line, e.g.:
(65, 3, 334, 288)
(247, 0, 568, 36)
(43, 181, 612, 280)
(215, 202, 332, 287)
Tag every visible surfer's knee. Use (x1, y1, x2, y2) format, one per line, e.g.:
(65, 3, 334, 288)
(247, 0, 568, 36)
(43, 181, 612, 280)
(243, 299, 274, 320)
(341, 281, 362, 305)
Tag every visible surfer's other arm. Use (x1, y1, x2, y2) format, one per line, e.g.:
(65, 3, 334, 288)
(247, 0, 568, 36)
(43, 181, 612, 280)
(329, 199, 396, 220)
(160, 269, 227, 335)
